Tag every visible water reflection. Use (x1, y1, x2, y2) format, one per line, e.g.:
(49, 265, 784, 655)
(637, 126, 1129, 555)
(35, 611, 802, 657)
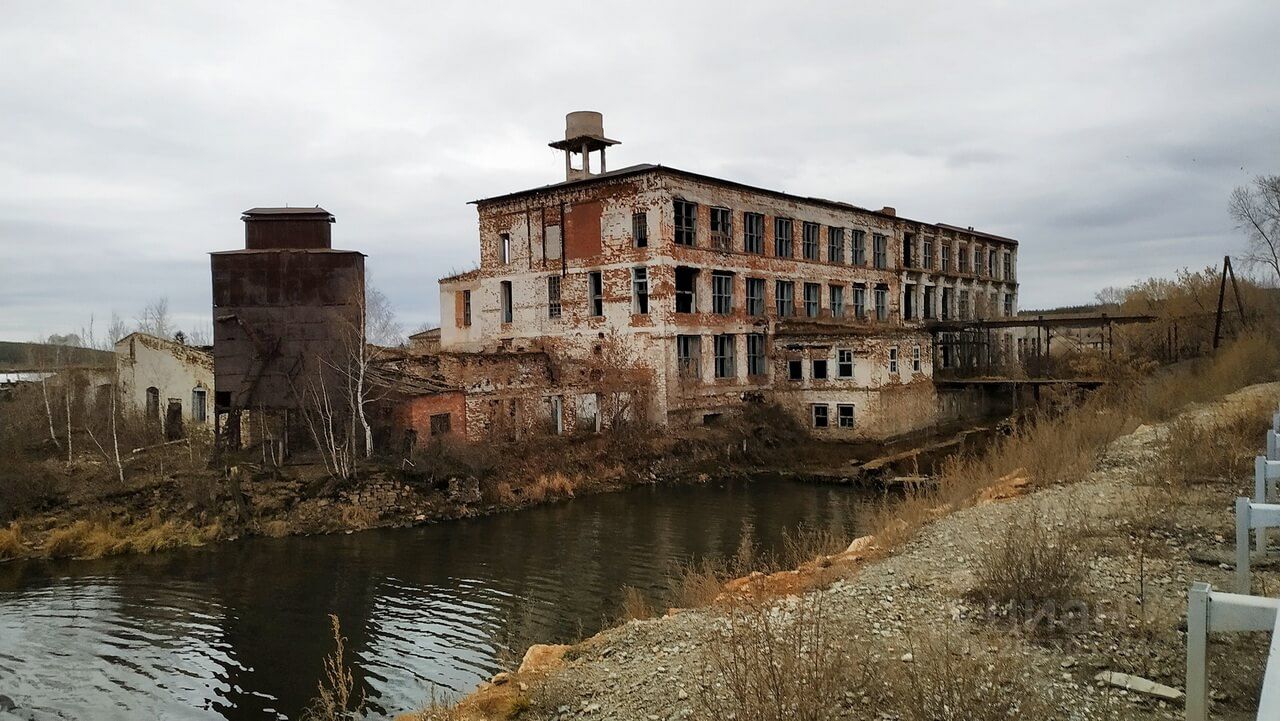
(0, 478, 866, 720)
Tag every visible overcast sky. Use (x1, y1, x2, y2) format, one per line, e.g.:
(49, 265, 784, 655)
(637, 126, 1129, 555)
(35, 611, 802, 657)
(2, 1, 1278, 343)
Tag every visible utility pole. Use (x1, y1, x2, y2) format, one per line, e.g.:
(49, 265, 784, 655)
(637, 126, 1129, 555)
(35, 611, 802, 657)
(1213, 256, 1247, 349)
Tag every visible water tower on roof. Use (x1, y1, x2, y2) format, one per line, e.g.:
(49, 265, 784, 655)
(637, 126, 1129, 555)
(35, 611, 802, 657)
(549, 111, 619, 182)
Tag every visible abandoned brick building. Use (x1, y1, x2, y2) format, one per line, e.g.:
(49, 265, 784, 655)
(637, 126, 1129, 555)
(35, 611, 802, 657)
(419, 112, 1020, 442)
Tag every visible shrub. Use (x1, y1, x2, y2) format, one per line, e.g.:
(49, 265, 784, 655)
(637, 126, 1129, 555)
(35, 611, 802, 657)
(693, 592, 871, 721)
(617, 585, 654, 622)
(302, 614, 366, 721)
(971, 509, 1084, 609)
(1159, 398, 1273, 485)
(0, 523, 26, 560)
(881, 632, 1050, 721)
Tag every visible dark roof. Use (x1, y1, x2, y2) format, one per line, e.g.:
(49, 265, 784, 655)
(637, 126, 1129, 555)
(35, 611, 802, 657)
(209, 248, 365, 256)
(242, 207, 335, 220)
(470, 164, 1017, 244)
(935, 223, 1019, 246)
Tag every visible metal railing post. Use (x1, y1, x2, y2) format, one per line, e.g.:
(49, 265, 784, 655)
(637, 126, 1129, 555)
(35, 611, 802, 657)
(1269, 430, 1279, 461)
(1259, 456, 1270, 554)
(1186, 582, 1210, 721)
(1237, 496, 1252, 595)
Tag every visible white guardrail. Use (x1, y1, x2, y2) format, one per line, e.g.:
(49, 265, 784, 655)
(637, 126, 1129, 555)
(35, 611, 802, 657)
(1185, 409, 1280, 720)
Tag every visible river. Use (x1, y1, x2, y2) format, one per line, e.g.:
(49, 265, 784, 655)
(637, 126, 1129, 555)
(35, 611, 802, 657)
(0, 478, 869, 720)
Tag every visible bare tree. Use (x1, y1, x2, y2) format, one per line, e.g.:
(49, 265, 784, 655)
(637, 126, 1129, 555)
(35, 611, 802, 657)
(135, 297, 173, 338)
(1230, 174, 1280, 284)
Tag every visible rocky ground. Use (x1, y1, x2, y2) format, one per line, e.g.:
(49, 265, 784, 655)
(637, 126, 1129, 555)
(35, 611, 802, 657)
(458, 383, 1280, 721)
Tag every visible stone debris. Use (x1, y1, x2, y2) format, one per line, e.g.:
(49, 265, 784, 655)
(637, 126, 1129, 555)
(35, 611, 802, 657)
(1094, 671, 1184, 701)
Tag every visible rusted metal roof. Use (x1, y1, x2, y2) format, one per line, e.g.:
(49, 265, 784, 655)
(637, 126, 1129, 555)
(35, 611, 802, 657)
(242, 207, 334, 220)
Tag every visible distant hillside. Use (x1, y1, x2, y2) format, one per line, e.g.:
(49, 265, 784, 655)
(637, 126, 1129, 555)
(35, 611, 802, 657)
(0, 341, 114, 370)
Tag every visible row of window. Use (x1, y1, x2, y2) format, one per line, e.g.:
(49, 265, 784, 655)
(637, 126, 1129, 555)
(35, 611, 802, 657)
(463, 271, 1014, 328)
(812, 403, 856, 429)
(672, 200, 1014, 280)
(675, 334, 921, 383)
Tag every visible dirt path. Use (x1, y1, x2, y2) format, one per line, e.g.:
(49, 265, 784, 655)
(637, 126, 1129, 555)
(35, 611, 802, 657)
(458, 383, 1280, 721)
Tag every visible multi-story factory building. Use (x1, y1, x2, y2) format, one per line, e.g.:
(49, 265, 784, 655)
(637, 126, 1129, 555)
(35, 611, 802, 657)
(426, 112, 1019, 441)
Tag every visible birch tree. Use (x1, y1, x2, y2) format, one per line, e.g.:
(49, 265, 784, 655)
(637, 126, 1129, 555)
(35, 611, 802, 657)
(1230, 174, 1280, 284)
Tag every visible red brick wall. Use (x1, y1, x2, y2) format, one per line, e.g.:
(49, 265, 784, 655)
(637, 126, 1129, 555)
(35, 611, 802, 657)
(391, 392, 467, 442)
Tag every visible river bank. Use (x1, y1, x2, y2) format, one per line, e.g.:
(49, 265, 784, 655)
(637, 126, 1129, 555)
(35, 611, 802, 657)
(417, 380, 1280, 721)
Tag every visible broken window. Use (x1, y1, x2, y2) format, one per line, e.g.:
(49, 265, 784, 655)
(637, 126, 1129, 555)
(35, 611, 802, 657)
(775, 280, 795, 317)
(746, 277, 765, 316)
(675, 266, 699, 313)
(430, 413, 452, 436)
(677, 335, 702, 379)
(461, 290, 472, 327)
(941, 287, 952, 321)
(837, 349, 854, 378)
(633, 212, 648, 248)
(744, 212, 764, 254)
(146, 387, 160, 422)
(812, 359, 828, 380)
(853, 284, 866, 320)
(1004, 293, 1014, 317)
(710, 207, 733, 250)
(889, 346, 899, 374)
(500, 281, 513, 324)
(913, 345, 922, 372)
(973, 245, 984, 275)
(872, 234, 887, 269)
(874, 285, 888, 321)
(923, 286, 936, 320)
(941, 243, 951, 272)
(852, 230, 866, 265)
(829, 285, 845, 319)
(903, 283, 916, 320)
(788, 359, 803, 380)
(500, 232, 511, 264)
(1003, 252, 1013, 281)
(827, 227, 845, 264)
(923, 238, 933, 269)
(803, 282, 820, 318)
(958, 290, 970, 319)
(958, 246, 969, 273)
(774, 218, 793, 258)
(714, 334, 736, 379)
(674, 199, 697, 246)
(903, 232, 915, 267)
(548, 276, 562, 318)
(989, 249, 998, 279)
(837, 404, 855, 428)
(588, 271, 604, 317)
(633, 267, 649, 314)
(747, 334, 766, 377)
(811, 404, 829, 428)
(802, 222, 820, 260)
(712, 272, 734, 314)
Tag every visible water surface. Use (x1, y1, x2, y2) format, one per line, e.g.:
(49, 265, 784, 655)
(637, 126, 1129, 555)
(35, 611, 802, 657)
(0, 478, 867, 720)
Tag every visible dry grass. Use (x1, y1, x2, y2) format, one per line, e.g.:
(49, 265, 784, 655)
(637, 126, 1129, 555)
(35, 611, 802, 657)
(617, 585, 654, 622)
(41, 515, 222, 559)
(0, 523, 26, 560)
(338, 504, 379, 531)
(881, 631, 1051, 721)
(302, 614, 366, 721)
(970, 508, 1085, 609)
(1159, 397, 1274, 485)
(693, 592, 871, 721)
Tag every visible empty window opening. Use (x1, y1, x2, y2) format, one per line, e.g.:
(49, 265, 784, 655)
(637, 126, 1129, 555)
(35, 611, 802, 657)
(548, 276, 562, 319)
(710, 207, 732, 249)
(702, 413, 723, 426)
(146, 386, 160, 422)
(788, 359, 803, 381)
(192, 388, 207, 423)
(774, 218, 793, 257)
(675, 266, 699, 313)
(677, 335, 702, 379)
(714, 334, 736, 379)
(903, 283, 916, 320)
(632, 212, 648, 248)
(775, 280, 795, 317)
(674, 199, 697, 246)
(746, 277, 765, 316)
(811, 404, 829, 428)
(803, 282, 821, 318)
(588, 271, 604, 317)
(903, 232, 915, 267)
(959, 246, 970, 273)
(747, 334, 766, 376)
(500, 233, 511, 264)
(550, 396, 564, 435)
(712, 272, 734, 314)
(853, 284, 866, 320)
(923, 286, 936, 320)
(500, 281, 513, 324)
(632, 267, 649, 314)
(743, 212, 764, 254)
(837, 349, 854, 378)
(829, 285, 845, 318)
(462, 290, 473, 327)
(812, 359, 828, 380)
(430, 413, 452, 436)
(802, 222, 820, 260)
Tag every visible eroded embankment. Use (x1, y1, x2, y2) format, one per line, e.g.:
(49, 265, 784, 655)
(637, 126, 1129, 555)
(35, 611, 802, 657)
(420, 382, 1280, 721)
